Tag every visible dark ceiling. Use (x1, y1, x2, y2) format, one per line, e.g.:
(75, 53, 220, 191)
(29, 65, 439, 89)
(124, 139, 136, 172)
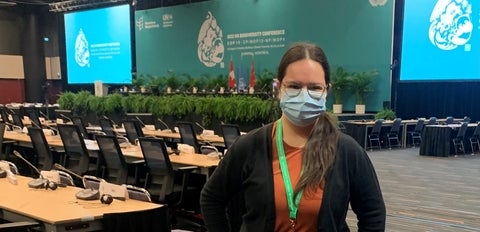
(1, 0, 209, 11)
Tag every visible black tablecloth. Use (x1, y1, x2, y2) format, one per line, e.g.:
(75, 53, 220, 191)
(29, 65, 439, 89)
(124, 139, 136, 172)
(419, 125, 474, 157)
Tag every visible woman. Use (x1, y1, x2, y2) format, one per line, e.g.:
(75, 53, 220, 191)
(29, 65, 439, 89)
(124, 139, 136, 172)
(200, 42, 386, 231)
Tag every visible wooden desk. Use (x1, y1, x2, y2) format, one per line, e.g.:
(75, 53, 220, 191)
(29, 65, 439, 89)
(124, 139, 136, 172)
(0, 176, 165, 232)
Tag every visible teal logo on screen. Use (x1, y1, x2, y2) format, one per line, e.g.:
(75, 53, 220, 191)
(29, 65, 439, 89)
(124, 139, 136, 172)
(429, 0, 473, 50)
(74, 28, 90, 67)
(197, 11, 224, 67)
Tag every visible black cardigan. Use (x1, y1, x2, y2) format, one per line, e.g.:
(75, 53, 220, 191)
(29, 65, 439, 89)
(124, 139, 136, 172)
(200, 123, 386, 232)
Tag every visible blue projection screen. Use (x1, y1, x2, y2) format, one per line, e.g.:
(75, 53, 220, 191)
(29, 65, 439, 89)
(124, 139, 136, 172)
(64, 4, 132, 84)
(400, 0, 480, 81)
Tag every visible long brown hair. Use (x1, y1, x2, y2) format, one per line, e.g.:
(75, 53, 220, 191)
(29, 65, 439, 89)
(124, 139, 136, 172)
(277, 42, 339, 195)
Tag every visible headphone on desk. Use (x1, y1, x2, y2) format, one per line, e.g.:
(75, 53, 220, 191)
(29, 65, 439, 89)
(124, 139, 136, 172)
(100, 194, 113, 205)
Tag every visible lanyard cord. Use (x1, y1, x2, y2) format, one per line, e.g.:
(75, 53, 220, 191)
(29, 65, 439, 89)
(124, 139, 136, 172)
(276, 119, 303, 220)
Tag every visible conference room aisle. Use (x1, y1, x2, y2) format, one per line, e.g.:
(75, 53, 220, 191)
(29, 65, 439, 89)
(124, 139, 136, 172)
(346, 148, 480, 231)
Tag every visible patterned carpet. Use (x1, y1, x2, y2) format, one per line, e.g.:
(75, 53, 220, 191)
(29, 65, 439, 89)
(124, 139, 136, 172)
(347, 147, 480, 231)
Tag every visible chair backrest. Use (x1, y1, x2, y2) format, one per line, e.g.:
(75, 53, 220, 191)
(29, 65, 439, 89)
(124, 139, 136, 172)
(389, 118, 402, 134)
(371, 119, 384, 134)
(0, 160, 19, 174)
(177, 121, 201, 153)
(53, 170, 75, 186)
(138, 137, 174, 202)
(124, 184, 152, 202)
(445, 116, 454, 125)
(83, 175, 106, 190)
(455, 122, 469, 139)
(71, 116, 89, 139)
(472, 122, 480, 138)
(122, 120, 144, 144)
(221, 124, 241, 149)
(57, 124, 91, 175)
(27, 110, 42, 129)
(95, 135, 128, 184)
(11, 112, 24, 129)
(27, 127, 54, 171)
(413, 119, 425, 133)
(99, 118, 116, 136)
(0, 123, 7, 157)
(427, 117, 437, 125)
(0, 107, 11, 124)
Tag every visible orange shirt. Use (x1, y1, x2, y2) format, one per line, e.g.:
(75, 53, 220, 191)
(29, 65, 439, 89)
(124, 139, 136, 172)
(273, 123, 324, 232)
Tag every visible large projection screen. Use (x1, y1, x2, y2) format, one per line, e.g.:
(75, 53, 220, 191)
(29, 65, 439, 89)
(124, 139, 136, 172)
(399, 0, 480, 81)
(64, 4, 132, 84)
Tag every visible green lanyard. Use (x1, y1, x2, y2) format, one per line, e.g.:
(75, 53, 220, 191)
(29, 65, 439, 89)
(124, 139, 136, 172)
(276, 119, 303, 221)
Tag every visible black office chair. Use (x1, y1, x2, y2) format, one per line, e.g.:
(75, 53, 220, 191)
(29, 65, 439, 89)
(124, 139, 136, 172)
(177, 121, 202, 153)
(0, 123, 15, 160)
(137, 137, 202, 230)
(27, 110, 43, 129)
(386, 118, 402, 149)
(99, 118, 117, 136)
(452, 122, 468, 156)
(71, 116, 90, 139)
(368, 119, 384, 150)
(57, 124, 94, 179)
(27, 127, 55, 171)
(407, 119, 425, 147)
(445, 116, 454, 125)
(0, 107, 11, 124)
(220, 124, 241, 149)
(122, 119, 145, 145)
(95, 135, 141, 185)
(427, 117, 437, 125)
(469, 122, 480, 155)
(463, 116, 471, 123)
(11, 112, 24, 129)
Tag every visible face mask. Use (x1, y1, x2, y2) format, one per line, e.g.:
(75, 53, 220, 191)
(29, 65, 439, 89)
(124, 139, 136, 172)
(280, 89, 326, 127)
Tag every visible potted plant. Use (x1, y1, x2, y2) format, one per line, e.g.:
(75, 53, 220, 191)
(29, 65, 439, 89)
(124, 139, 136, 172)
(350, 70, 378, 114)
(330, 66, 351, 114)
(374, 108, 396, 120)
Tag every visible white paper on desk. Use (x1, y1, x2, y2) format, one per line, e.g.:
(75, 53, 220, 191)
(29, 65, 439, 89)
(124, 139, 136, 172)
(201, 130, 214, 136)
(84, 139, 99, 150)
(40, 170, 60, 183)
(0, 161, 10, 172)
(178, 143, 195, 154)
(99, 182, 127, 200)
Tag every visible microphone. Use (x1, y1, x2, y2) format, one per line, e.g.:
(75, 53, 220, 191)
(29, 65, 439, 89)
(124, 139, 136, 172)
(54, 163, 100, 200)
(12, 150, 47, 188)
(135, 116, 146, 127)
(39, 110, 50, 121)
(29, 119, 42, 129)
(103, 115, 119, 128)
(157, 118, 172, 132)
(59, 113, 72, 123)
(195, 122, 206, 131)
(4, 122, 22, 131)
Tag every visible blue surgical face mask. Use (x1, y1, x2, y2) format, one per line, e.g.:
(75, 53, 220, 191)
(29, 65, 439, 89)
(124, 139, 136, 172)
(280, 89, 327, 127)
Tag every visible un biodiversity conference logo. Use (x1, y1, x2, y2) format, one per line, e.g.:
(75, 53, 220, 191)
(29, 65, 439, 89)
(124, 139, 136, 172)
(429, 0, 473, 50)
(197, 11, 224, 67)
(75, 28, 90, 67)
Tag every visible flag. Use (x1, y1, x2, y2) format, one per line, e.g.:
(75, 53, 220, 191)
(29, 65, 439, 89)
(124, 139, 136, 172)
(228, 59, 236, 89)
(249, 59, 255, 88)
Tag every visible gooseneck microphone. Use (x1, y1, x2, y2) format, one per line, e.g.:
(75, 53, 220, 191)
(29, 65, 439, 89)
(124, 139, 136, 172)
(103, 115, 118, 128)
(157, 118, 172, 132)
(4, 122, 22, 131)
(59, 113, 72, 123)
(194, 122, 206, 131)
(12, 150, 47, 188)
(135, 116, 146, 127)
(54, 163, 100, 200)
(39, 110, 50, 121)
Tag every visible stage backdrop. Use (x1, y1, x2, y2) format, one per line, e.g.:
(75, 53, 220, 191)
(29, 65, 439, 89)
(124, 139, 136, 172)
(135, 0, 394, 112)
